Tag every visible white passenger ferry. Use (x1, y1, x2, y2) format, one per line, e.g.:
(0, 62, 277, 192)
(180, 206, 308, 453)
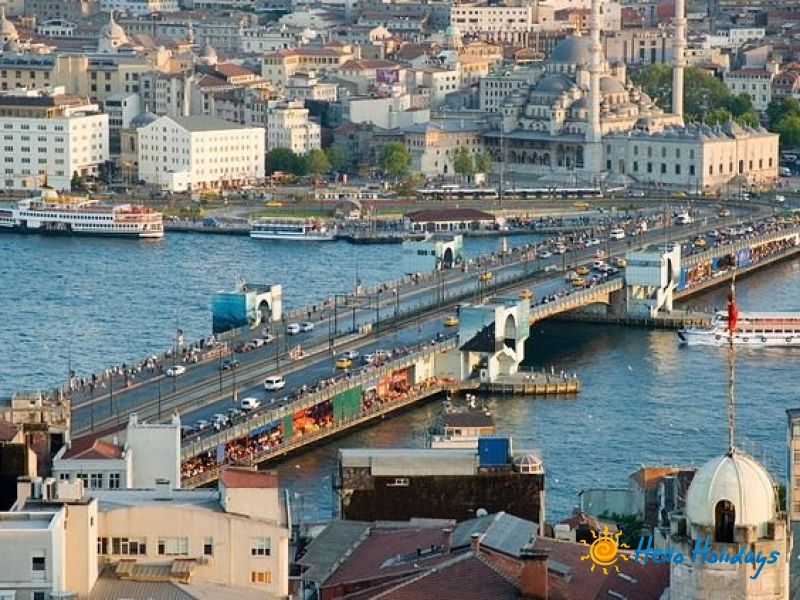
(0, 187, 163, 239)
(250, 220, 335, 241)
(678, 311, 800, 347)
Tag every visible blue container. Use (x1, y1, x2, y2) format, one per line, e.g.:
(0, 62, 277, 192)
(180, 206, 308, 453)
(478, 437, 510, 467)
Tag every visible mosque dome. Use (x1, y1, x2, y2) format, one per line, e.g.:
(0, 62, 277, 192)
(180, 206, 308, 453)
(549, 34, 590, 65)
(130, 112, 159, 128)
(534, 73, 572, 95)
(685, 451, 776, 529)
(101, 14, 127, 43)
(600, 76, 627, 94)
(1, 8, 18, 43)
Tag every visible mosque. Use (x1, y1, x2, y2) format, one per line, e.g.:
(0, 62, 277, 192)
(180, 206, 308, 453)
(483, 0, 779, 190)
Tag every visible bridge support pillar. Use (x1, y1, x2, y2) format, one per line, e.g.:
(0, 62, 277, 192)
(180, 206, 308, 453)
(624, 243, 681, 318)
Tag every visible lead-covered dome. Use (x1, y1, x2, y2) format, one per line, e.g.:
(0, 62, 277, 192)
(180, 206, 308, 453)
(549, 34, 590, 65)
(685, 451, 776, 531)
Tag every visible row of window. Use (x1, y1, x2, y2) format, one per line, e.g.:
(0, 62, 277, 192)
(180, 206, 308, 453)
(59, 472, 121, 488)
(95, 536, 272, 557)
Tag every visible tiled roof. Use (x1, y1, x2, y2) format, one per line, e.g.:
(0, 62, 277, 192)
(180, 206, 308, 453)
(298, 521, 372, 584)
(62, 436, 125, 460)
(405, 208, 494, 222)
(196, 74, 230, 88)
(214, 63, 255, 78)
(89, 567, 196, 600)
(340, 59, 399, 70)
(219, 468, 277, 489)
(0, 419, 19, 443)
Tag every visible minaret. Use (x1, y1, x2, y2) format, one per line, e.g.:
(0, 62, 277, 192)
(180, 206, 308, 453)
(672, 0, 686, 122)
(584, 0, 604, 178)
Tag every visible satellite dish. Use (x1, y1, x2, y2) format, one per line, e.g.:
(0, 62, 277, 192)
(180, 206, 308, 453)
(476, 508, 489, 517)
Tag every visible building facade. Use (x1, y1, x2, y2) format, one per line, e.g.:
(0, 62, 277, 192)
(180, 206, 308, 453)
(137, 115, 265, 191)
(266, 99, 321, 154)
(0, 87, 109, 191)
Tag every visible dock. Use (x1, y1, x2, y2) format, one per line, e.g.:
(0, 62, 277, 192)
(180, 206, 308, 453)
(476, 371, 581, 396)
(552, 309, 713, 329)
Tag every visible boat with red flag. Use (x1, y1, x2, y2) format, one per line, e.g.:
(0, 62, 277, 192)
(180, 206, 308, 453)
(678, 311, 800, 347)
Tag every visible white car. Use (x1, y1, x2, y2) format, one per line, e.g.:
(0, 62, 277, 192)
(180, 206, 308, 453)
(263, 376, 286, 391)
(341, 350, 360, 360)
(165, 365, 186, 377)
(538, 250, 553, 259)
(258, 334, 276, 344)
(286, 323, 301, 335)
(300, 321, 315, 332)
(241, 397, 262, 411)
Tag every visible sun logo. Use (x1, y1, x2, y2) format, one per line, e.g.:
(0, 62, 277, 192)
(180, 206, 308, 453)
(580, 526, 630, 574)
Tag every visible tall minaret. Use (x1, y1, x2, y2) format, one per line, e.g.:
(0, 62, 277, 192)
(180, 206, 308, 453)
(672, 0, 686, 122)
(585, 0, 604, 178)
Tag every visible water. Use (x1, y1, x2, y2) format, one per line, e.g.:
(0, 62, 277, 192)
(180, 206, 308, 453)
(2, 232, 799, 523)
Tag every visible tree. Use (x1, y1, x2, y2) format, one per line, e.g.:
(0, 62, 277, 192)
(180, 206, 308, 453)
(735, 109, 760, 128)
(704, 107, 733, 126)
(629, 63, 673, 111)
(452, 146, 475, 181)
(766, 98, 800, 129)
(599, 512, 648, 549)
(773, 115, 800, 150)
(304, 148, 331, 178)
(325, 144, 347, 172)
(475, 150, 493, 175)
(265, 148, 305, 176)
(395, 172, 425, 197)
(379, 142, 412, 179)
(71, 172, 86, 192)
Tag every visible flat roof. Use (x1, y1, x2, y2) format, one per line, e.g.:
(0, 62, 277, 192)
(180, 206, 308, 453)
(0, 512, 58, 529)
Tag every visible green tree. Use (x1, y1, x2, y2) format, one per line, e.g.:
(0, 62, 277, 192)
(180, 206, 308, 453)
(265, 148, 305, 175)
(474, 149, 493, 175)
(774, 115, 800, 149)
(395, 172, 425, 197)
(452, 146, 475, 180)
(724, 93, 754, 118)
(629, 63, 673, 110)
(379, 141, 412, 179)
(325, 144, 347, 172)
(71, 172, 86, 192)
(304, 148, 331, 178)
(766, 98, 800, 129)
(704, 107, 733, 126)
(735, 109, 760, 128)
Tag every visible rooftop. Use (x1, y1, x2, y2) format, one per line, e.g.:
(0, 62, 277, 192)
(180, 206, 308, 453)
(62, 439, 124, 460)
(219, 469, 277, 489)
(90, 488, 220, 512)
(0, 511, 58, 530)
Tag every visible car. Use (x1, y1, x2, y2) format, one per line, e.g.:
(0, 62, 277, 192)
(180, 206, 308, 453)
(479, 271, 493, 281)
(195, 419, 210, 431)
(240, 397, 261, 411)
(340, 350, 360, 360)
(592, 260, 606, 270)
(613, 257, 627, 268)
(573, 201, 589, 209)
(576, 266, 590, 276)
(263, 375, 286, 391)
(226, 408, 243, 419)
(258, 334, 276, 345)
(718, 209, 731, 217)
(300, 321, 314, 332)
(212, 413, 227, 424)
(571, 277, 586, 287)
(251, 338, 266, 348)
(604, 266, 619, 276)
(362, 353, 376, 365)
(776, 194, 786, 203)
(165, 365, 186, 377)
(286, 323, 301, 335)
(537, 250, 553, 259)
(180, 425, 196, 438)
(444, 316, 459, 326)
(335, 357, 353, 369)
(519, 289, 533, 299)
(588, 239, 601, 246)
(220, 358, 239, 370)
(609, 229, 626, 240)
(693, 237, 707, 247)
(266, 201, 283, 207)
(628, 190, 645, 197)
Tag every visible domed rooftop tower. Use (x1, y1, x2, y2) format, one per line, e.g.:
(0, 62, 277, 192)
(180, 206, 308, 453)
(1, 7, 18, 45)
(98, 12, 129, 54)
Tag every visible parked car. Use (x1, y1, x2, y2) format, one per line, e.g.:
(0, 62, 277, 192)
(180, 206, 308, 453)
(166, 365, 186, 377)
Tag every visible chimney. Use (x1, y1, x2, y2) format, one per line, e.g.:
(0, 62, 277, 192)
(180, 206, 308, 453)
(470, 532, 482, 553)
(519, 546, 548, 600)
(442, 528, 453, 554)
(154, 478, 172, 500)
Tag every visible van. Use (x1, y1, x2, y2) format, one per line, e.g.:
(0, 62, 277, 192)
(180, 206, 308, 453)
(263, 376, 286, 391)
(241, 397, 261, 411)
(609, 229, 626, 240)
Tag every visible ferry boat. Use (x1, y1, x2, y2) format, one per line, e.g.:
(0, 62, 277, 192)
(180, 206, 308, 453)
(0, 187, 163, 239)
(250, 219, 335, 241)
(678, 311, 800, 347)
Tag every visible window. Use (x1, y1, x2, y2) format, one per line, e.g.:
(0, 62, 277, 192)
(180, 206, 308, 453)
(251, 537, 271, 557)
(111, 537, 147, 555)
(204, 537, 214, 556)
(158, 537, 188, 556)
(31, 555, 45, 572)
(90, 473, 103, 489)
(251, 571, 272, 584)
(33, 593, 46, 600)
(108, 473, 120, 489)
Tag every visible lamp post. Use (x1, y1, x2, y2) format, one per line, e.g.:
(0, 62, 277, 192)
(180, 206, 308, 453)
(375, 291, 381, 334)
(172, 310, 182, 394)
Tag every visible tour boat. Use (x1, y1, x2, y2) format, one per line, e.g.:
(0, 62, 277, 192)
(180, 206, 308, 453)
(250, 219, 335, 241)
(0, 187, 163, 239)
(678, 311, 800, 347)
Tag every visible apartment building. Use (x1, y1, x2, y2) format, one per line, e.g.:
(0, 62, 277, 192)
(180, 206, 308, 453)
(266, 99, 321, 153)
(0, 87, 108, 191)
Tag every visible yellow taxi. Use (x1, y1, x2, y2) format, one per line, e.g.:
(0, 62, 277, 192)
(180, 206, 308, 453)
(718, 209, 730, 217)
(444, 316, 459, 327)
(266, 201, 283, 207)
(614, 257, 627, 268)
(576, 266, 590, 276)
(479, 271, 493, 282)
(573, 201, 589, 209)
(519, 289, 533, 300)
(571, 277, 586, 287)
(334, 357, 353, 369)
(693, 237, 706, 248)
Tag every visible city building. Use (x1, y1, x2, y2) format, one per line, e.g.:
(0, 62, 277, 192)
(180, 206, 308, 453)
(403, 121, 485, 177)
(724, 67, 776, 112)
(0, 420, 37, 510)
(0, 87, 109, 191)
(261, 44, 359, 85)
(265, 99, 321, 154)
(787, 408, 800, 521)
(100, 0, 178, 15)
(52, 413, 181, 490)
(336, 437, 545, 529)
(1, 468, 291, 598)
(136, 115, 265, 191)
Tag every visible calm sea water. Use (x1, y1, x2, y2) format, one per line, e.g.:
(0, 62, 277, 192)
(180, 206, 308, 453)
(2, 232, 799, 522)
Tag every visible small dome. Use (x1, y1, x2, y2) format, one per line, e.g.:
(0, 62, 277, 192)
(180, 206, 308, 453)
(445, 25, 461, 37)
(1, 8, 18, 42)
(570, 97, 588, 110)
(549, 35, 590, 65)
(685, 451, 776, 530)
(130, 112, 159, 128)
(534, 73, 572, 95)
(513, 453, 543, 473)
(600, 76, 626, 94)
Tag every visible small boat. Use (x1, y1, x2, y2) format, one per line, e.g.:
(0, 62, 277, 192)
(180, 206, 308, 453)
(249, 219, 335, 241)
(678, 311, 800, 347)
(0, 187, 163, 239)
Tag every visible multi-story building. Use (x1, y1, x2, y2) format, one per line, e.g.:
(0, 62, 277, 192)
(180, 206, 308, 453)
(239, 26, 303, 54)
(787, 408, 800, 521)
(22, 0, 98, 24)
(604, 28, 675, 66)
(100, 0, 178, 15)
(357, 11, 427, 42)
(1, 468, 291, 598)
(285, 72, 339, 102)
(406, 66, 461, 104)
(262, 44, 359, 85)
(724, 67, 776, 112)
(337, 58, 403, 94)
(341, 93, 429, 129)
(137, 115, 264, 191)
(103, 92, 140, 154)
(266, 99, 321, 153)
(479, 68, 537, 112)
(402, 120, 485, 177)
(450, 4, 538, 45)
(0, 87, 108, 191)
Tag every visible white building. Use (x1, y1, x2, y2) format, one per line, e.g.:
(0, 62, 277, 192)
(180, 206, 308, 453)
(724, 68, 776, 112)
(104, 92, 140, 132)
(239, 26, 301, 53)
(100, 0, 178, 15)
(406, 66, 461, 104)
(52, 413, 181, 490)
(137, 115, 265, 192)
(285, 72, 339, 102)
(342, 93, 429, 129)
(0, 87, 109, 191)
(266, 99, 321, 154)
(479, 68, 538, 113)
(35, 19, 77, 37)
(450, 6, 538, 45)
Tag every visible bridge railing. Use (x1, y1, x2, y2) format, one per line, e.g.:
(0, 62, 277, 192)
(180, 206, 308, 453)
(681, 226, 800, 266)
(528, 279, 623, 322)
(180, 338, 457, 461)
